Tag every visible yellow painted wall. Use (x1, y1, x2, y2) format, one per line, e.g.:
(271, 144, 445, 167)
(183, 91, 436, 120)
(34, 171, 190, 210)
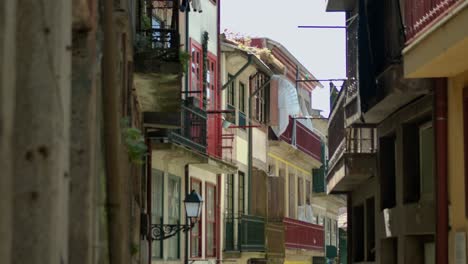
(448, 69, 468, 264)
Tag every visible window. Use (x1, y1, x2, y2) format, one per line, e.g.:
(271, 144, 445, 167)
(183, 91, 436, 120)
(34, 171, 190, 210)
(305, 180, 311, 205)
(151, 170, 164, 259)
(239, 82, 246, 113)
(250, 72, 269, 123)
(297, 177, 303, 206)
(225, 174, 235, 250)
(206, 183, 217, 257)
(167, 176, 180, 259)
(325, 218, 331, 245)
(380, 135, 396, 209)
(190, 41, 203, 107)
(227, 74, 235, 107)
(403, 118, 433, 203)
(419, 122, 434, 200)
(238, 172, 245, 215)
(352, 205, 365, 262)
(191, 179, 202, 257)
(366, 198, 375, 261)
(288, 174, 295, 218)
(333, 220, 338, 246)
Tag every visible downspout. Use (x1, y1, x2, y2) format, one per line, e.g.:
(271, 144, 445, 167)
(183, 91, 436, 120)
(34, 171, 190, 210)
(216, 2, 222, 263)
(103, 0, 124, 262)
(146, 139, 152, 263)
(185, 164, 190, 264)
(185, 10, 190, 264)
(248, 78, 272, 214)
(435, 78, 448, 264)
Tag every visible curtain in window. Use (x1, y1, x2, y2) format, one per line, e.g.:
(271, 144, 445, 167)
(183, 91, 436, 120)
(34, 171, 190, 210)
(151, 170, 164, 258)
(167, 176, 180, 259)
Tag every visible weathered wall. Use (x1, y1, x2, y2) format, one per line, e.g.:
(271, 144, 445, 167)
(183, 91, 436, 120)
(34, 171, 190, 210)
(0, 0, 16, 262)
(11, 1, 72, 264)
(448, 70, 468, 264)
(374, 95, 434, 264)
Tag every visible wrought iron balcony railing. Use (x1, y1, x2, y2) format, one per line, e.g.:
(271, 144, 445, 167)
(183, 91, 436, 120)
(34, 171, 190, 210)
(169, 100, 207, 153)
(224, 214, 266, 252)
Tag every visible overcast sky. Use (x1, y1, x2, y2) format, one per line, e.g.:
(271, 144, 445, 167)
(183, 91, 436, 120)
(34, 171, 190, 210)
(221, 0, 346, 116)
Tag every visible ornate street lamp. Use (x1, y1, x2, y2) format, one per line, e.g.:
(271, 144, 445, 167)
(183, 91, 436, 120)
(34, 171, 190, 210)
(151, 190, 203, 240)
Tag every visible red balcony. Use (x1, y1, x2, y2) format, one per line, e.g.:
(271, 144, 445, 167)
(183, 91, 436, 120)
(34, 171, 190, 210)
(284, 217, 324, 251)
(405, 0, 462, 43)
(280, 117, 322, 161)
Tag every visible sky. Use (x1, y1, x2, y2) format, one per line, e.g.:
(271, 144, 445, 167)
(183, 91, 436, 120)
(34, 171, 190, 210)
(221, 0, 346, 117)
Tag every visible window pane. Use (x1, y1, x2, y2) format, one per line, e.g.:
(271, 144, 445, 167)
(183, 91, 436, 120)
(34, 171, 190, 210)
(191, 180, 202, 257)
(168, 176, 180, 259)
(239, 172, 245, 215)
(151, 170, 163, 258)
(420, 124, 434, 198)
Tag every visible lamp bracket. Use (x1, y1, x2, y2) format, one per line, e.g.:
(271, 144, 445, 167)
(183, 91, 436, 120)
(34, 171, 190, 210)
(151, 222, 196, 240)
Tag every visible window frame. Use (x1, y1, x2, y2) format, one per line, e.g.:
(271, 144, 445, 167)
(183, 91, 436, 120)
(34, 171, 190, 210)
(238, 171, 245, 215)
(167, 175, 181, 259)
(190, 178, 203, 258)
(205, 182, 217, 258)
(239, 82, 246, 113)
(227, 74, 235, 108)
(189, 39, 204, 108)
(151, 169, 164, 259)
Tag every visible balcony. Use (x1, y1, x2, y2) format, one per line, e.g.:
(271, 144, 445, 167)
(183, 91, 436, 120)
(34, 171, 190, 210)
(405, 0, 463, 43)
(168, 99, 207, 153)
(134, 0, 183, 128)
(340, 2, 432, 125)
(403, 0, 468, 77)
(284, 217, 324, 251)
(326, 123, 377, 193)
(279, 117, 322, 161)
(224, 214, 266, 252)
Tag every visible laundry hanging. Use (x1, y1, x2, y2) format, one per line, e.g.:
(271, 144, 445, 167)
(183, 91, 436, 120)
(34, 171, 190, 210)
(180, 0, 202, 13)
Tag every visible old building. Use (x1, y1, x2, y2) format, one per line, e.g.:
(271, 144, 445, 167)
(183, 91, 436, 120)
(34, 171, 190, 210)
(401, 1, 468, 263)
(324, 0, 451, 263)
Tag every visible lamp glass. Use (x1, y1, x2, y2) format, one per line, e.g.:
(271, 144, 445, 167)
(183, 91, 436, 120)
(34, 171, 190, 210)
(185, 202, 201, 218)
(184, 190, 203, 219)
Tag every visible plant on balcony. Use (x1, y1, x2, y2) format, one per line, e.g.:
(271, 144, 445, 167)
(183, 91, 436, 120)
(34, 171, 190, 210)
(179, 50, 191, 73)
(121, 118, 147, 165)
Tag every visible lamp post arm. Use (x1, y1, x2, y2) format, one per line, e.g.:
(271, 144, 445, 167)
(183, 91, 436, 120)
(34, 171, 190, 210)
(151, 221, 196, 241)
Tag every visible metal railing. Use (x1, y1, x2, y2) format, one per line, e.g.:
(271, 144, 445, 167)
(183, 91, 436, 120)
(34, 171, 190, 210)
(224, 214, 265, 252)
(169, 100, 207, 153)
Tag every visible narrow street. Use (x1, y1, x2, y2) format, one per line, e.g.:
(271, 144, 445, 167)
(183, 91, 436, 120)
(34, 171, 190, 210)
(1, 0, 468, 264)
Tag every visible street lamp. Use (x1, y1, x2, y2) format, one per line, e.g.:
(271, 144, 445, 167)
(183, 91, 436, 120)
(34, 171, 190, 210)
(151, 190, 203, 240)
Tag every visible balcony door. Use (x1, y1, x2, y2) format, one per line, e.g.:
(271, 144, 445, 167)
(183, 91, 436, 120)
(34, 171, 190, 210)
(206, 54, 219, 157)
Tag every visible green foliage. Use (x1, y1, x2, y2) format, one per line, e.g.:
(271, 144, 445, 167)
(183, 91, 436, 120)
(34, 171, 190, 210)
(121, 118, 147, 165)
(130, 242, 139, 256)
(179, 51, 191, 73)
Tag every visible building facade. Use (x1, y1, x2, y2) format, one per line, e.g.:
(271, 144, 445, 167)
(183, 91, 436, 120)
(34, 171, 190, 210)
(324, 0, 468, 263)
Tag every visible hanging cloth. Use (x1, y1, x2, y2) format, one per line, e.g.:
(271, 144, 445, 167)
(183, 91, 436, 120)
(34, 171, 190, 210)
(192, 0, 202, 13)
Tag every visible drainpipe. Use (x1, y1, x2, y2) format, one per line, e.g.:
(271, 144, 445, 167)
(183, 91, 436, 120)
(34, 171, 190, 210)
(102, 0, 125, 262)
(435, 78, 448, 264)
(217, 2, 222, 263)
(185, 164, 190, 264)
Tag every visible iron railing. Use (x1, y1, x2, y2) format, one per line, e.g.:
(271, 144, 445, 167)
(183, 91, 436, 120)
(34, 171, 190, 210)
(169, 100, 207, 153)
(224, 214, 266, 252)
